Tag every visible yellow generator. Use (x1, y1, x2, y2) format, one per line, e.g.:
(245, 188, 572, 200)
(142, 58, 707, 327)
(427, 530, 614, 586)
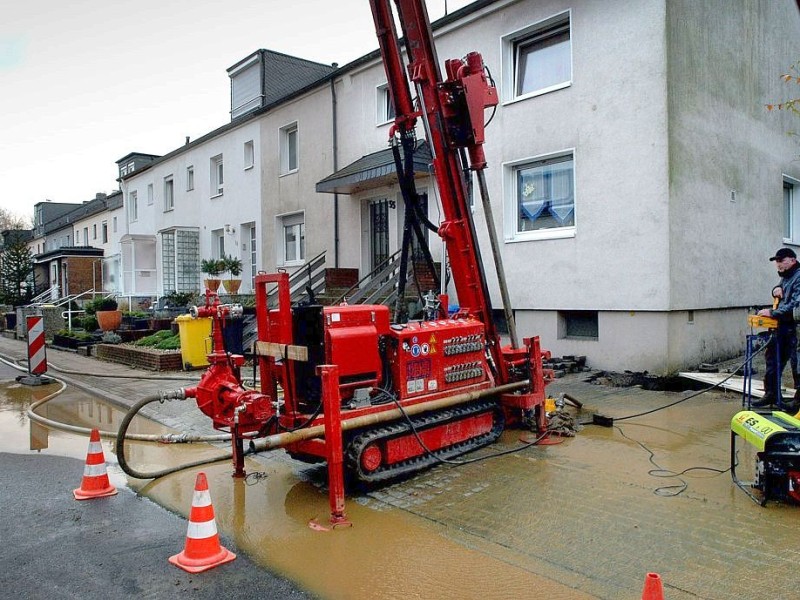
(731, 410, 800, 505)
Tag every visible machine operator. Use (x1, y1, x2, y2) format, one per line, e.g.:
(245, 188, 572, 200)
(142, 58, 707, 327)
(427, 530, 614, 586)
(754, 247, 800, 411)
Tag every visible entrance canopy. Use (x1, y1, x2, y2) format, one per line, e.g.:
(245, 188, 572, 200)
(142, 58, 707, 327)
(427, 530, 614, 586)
(316, 141, 432, 195)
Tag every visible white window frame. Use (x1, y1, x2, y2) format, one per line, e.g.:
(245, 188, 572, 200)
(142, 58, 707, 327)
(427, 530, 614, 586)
(211, 228, 225, 259)
(211, 154, 224, 197)
(280, 123, 298, 175)
(503, 149, 576, 242)
(147, 183, 154, 206)
(784, 175, 800, 244)
(93, 223, 97, 240)
(164, 175, 174, 212)
(501, 10, 572, 105)
(101, 221, 108, 244)
(276, 211, 305, 266)
(129, 191, 138, 223)
(186, 166, 194, 191)
(244, 140, 254, 170)
(376, 83, 395, 125)
(113, 216, 118, 233)
(249, 224, 257, 287)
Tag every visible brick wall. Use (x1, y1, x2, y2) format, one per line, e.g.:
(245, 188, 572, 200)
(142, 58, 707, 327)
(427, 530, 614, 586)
(65, 257, 103, 295)
(95, 344, 182, 371)
(325, 268, 359, 289)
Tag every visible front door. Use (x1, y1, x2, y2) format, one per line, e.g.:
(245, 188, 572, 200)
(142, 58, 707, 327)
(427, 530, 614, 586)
(370, 198, 390, 271)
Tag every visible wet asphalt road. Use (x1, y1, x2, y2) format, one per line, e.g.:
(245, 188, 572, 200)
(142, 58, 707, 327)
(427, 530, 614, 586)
(0, 452, 314, 600)
(0, 356, 313, 600)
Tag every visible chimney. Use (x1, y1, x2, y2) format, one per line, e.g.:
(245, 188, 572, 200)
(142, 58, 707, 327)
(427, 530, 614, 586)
(185, 136, 190, 145)
(95, 192, 107, 201)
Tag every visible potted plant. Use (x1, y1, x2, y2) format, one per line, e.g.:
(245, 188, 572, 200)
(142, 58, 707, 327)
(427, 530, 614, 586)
(92, 296, 121, 332)
(222, 254, 243, 294)
(200, 258, 225, 292)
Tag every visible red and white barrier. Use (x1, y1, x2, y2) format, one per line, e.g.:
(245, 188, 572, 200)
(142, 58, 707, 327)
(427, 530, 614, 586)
(26, 315, 47, 376)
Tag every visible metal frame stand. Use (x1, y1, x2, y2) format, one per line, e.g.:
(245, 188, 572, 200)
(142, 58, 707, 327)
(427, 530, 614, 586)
(742, 330, 782, 410)
(730, 431, 766, 506)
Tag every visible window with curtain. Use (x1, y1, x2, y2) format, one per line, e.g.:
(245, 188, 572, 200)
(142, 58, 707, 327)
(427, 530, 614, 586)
(516, 154, 574, 233)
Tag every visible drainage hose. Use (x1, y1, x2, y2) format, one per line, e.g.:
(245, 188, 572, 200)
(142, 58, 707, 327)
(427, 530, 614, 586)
(115, 391, 235, 480)
(0, 352, 231, 444)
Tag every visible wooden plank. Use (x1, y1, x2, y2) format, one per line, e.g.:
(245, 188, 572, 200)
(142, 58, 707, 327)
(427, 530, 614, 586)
(678, 372, 796, 398)
(254, 341, 309, 362)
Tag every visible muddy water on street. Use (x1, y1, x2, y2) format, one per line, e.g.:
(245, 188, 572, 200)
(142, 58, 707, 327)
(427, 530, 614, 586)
(8, 376, 797, 599)
(0, 381, 594, 600)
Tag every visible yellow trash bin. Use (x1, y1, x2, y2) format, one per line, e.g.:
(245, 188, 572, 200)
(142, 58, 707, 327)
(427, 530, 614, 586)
(176, 315, 212, 369)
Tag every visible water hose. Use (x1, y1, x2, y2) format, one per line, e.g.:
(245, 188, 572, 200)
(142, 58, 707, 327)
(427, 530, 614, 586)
(115, 391, 235, 480)
(0, 352, 231, 444)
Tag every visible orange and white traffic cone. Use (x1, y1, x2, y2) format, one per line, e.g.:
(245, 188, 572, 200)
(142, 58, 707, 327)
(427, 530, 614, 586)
(169, 472, 236, 573)
(641, 572, 664, 600)
(73, 428, 118, 500)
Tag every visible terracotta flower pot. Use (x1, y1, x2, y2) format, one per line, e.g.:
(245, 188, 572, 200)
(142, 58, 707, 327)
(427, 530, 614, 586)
(222, 279, 242, 294)
(204, 278, 221, 292)
(97, 310, 122, 332)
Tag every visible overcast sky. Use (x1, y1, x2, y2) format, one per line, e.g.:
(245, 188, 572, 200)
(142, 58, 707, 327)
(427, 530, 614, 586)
(0, 0, 473, 222)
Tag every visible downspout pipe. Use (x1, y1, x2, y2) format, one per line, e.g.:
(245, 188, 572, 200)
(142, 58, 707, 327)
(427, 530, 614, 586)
(330, 66, 340, 268)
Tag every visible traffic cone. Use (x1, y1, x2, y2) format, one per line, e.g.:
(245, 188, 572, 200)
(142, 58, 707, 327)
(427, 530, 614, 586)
(169, 472, 236, 573)
(641, 572, 664, 600)
(73, 428, 118, 500)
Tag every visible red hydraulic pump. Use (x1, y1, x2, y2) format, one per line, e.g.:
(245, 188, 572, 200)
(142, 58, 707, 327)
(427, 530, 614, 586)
(184, 0, 553, 523)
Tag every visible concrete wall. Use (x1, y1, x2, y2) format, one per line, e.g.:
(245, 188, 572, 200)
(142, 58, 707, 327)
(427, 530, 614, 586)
(667, 0, 800, 311)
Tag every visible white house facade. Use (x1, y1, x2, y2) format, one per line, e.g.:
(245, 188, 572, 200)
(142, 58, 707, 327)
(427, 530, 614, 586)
(101, 0, 800, 373)
(120, 120, 262, 297)
(314, 0, 800, 372)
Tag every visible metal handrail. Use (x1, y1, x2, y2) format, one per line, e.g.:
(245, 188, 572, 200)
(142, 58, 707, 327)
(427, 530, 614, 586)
(335, 249, 402, 305)
(29, 285, 59, 304)
(265, 251, 327, 307)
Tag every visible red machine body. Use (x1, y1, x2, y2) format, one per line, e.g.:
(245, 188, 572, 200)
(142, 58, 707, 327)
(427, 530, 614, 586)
(187, 0, 552, 514)
(387, 318, 492, 400)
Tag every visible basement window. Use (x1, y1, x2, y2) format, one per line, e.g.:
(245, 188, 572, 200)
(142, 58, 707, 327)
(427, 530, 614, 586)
(558, 310, 598, 340)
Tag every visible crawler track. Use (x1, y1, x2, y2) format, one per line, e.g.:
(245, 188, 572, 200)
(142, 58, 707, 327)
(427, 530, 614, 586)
(345, 399, 504, 484)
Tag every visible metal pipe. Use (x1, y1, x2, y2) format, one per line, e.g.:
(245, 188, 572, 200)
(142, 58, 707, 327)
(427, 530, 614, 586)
(475, 169, 519, 349)
(330, 70, 340, 268)
(253, 379, 529, 451)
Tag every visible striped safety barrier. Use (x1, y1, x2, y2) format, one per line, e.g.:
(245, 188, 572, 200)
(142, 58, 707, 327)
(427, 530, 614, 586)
(26, 315, 47, 376)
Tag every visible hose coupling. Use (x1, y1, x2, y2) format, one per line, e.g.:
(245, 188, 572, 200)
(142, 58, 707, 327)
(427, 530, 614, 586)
(160, 388, 188, 402)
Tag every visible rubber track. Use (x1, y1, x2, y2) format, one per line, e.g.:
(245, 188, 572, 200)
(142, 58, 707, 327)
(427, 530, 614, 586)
(345, 400, 504, 484)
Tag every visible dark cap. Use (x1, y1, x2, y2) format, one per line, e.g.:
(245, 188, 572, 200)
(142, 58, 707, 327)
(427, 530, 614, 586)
(770, 247, 797, 261)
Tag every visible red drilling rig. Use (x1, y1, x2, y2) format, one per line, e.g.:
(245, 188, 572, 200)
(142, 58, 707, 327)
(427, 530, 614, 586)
(178, 0, 553, 523)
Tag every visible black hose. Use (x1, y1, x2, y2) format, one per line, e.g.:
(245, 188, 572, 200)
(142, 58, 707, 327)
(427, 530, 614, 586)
(116, 393, 233, 480)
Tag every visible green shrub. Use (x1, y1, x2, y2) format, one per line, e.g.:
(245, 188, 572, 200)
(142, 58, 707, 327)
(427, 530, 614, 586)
(132, 330, 181, 350)
(56, 329, 94, 341)
(80, 316, 99, 331)
(153, 335, 181, 350)
(85, 296, 118, 315)
(101, 331, 122, 344)
(200, 258, 225, 276)
(162, 290, 196, 307)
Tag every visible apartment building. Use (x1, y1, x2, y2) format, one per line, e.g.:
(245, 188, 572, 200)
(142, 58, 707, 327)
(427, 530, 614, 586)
(100, 0, 800, 372)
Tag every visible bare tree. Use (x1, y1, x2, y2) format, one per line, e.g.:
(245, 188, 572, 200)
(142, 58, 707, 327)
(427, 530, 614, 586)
(0, 207, 32, 232)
